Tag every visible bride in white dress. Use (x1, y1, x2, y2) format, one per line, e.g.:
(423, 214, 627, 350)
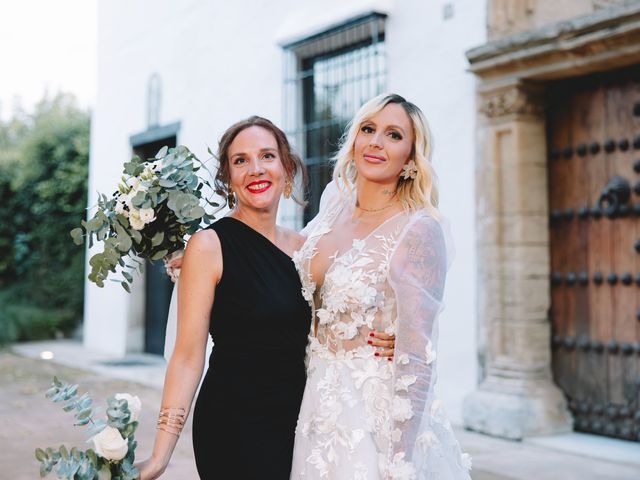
(291, 93, 472, 480)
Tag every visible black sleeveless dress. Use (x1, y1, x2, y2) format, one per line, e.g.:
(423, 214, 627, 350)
(192, 217, 311, 479)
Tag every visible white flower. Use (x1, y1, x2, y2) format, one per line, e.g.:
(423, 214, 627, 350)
(416, 430, 439, 451)
(139, 207, 156, 224)
(397, 354, 410, 365)
(333, 320, 358, 339)
(114, 199, 129, 218)
(316, 308, 332, 325)
(307, 448, 329, 475)
(388, 452, 417, 480)
(352, 358, 384, 389)
(392, 396, 414, 422)
(395, 375, 417, 392)
(91, 425, 128, 461)
(115, 393, 142, 422)
(352, 238, 366, 251)
(461, 453, 473, 470)
(141, 165, 156, 180)
(391, 428, 403, 442)
(129, 209, 146, 231)
(425, 340, 437, 365)
(126, 176, 147, 192)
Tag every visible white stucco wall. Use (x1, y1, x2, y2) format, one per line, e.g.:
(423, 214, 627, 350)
(385, 0, 486, 425)
(87, 0, 485, 423)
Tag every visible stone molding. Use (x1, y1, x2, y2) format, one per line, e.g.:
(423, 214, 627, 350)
(478, 83, 545, 119)
(468, 3, 640, 81)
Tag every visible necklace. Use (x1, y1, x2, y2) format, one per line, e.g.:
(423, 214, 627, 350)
(355, 201, 398, 213)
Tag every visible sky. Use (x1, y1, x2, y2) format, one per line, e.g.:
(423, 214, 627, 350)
(0, 0, 97, 120)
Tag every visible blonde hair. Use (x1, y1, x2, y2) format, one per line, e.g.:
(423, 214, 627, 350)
(332, 93, 439, 217)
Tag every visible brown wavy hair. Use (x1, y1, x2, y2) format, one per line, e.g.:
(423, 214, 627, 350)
(214, 116, 307, 206)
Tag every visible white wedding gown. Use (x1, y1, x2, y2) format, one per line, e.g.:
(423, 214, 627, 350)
(290, 182, 471, 480)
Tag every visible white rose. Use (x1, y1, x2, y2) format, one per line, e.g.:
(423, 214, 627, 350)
(129, 209, 146, 231)
(139, 208, 156, 224)
(91, 425, 128, 461)
(115, 393, 142, 422)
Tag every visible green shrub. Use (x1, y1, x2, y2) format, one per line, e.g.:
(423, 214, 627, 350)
(0, 93, 89, 344)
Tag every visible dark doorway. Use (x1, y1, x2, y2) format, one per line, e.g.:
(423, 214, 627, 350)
(131, 131, 177, 355)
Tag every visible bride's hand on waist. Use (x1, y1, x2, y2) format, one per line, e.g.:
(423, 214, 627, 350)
(162, 250, 184, 283)
(368, 331, 395, 360)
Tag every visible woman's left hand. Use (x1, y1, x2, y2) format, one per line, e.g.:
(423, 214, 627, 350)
(368, 331, 395, 359)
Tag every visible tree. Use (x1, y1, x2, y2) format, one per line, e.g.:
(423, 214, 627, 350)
(0, 93, 90, 343)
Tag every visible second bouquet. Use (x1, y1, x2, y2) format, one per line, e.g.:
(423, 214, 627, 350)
(71, 145, 217, 291)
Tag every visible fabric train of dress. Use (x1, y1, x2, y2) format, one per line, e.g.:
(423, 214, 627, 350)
(290, 183, 472, 480)
(191, 217, 311, 479)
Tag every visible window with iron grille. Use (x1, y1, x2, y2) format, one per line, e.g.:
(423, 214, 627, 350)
(283, 13, 387, 226)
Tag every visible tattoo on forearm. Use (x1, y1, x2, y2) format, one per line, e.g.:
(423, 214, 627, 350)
(406, 223, 445, 299)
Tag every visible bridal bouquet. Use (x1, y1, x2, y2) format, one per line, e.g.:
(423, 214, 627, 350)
(35, 377, 141, 479)
(70, 145, 217, 291)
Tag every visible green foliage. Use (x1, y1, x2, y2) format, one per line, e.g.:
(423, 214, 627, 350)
(0, 94, 89, 344)
(76, 145, 218, 290)
(36, 377, 139, 480)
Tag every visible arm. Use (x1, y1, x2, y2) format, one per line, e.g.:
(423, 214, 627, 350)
(137, 229, 222, 479)
(386, 215, 447, 477)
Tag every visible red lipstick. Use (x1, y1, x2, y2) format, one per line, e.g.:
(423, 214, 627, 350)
(246, 181, 272, 194)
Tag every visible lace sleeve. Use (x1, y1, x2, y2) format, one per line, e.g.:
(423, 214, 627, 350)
(387, 213, 448, 476)
(300, 180, 340, 236)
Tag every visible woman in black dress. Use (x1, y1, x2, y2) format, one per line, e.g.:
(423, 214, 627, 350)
(137, 116, 308, 479)
(137, 117, 394, 479)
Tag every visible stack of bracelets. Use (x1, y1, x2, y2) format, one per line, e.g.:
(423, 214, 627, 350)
(157, 407, 186, 436)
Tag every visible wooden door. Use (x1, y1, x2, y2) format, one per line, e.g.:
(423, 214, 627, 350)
(548, 65, 640, 442)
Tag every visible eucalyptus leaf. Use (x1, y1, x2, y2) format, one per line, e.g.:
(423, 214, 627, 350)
(155, 145, 168, 159)
(158, 178, 177, 188)
(76, 408, 92, 421)
(59, 445, 69, 460)
(35, 448, 46, 462)
(151, 231, 164, 246)
(151, 249, 169, 261)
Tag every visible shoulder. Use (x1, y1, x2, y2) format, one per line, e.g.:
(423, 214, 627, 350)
(182, 228, 223, 280)
(278, 225, 306, 251)
(401, 210, 444, 246)
(186, 228, 221, 253)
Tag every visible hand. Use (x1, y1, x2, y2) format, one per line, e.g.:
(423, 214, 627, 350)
(135, 457, 166, 480)
(368, 331, 395, 359)
(163, 250, 184, 283)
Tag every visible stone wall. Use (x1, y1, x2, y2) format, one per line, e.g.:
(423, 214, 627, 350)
(487, 0, 636, 39)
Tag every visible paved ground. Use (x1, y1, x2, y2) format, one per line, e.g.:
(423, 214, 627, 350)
(3, 343, 640, 479)
(0, 350, 198, 480)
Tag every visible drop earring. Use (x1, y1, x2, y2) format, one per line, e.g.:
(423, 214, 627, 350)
(284, 178, 293, 199)
(227, 189, 236, 209)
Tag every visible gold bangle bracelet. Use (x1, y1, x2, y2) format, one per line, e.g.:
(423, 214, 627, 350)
(157, 423, 181, 436)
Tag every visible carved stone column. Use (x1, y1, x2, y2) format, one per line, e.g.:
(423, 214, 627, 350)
(462, 81, 572, 439)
